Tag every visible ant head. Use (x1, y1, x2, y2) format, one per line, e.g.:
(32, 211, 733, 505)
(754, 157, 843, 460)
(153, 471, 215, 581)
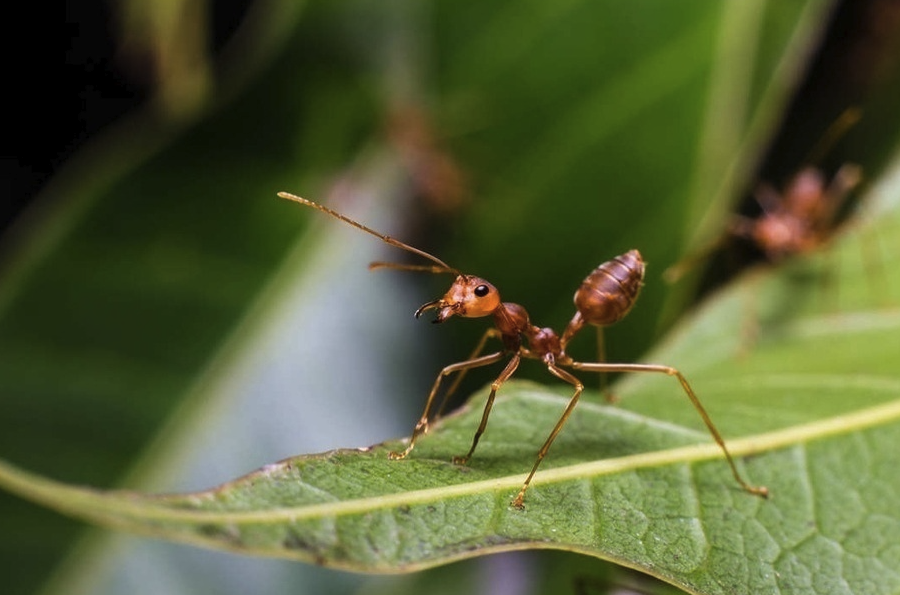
(415, 275, 501, 323)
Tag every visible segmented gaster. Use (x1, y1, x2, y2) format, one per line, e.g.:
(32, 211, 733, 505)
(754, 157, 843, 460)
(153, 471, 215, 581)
(573, 249, 644, 327)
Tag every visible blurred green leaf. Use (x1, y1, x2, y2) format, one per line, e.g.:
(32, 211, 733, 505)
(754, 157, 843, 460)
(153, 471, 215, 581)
(0, 3, 386, 594)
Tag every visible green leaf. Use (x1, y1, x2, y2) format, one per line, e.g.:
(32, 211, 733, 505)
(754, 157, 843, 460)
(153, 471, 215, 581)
(4, 1, 899, 594)
(2, 152, 900, 593)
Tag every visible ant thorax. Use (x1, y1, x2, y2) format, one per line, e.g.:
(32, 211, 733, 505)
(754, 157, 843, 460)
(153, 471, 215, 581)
(525, 326, 564, 362)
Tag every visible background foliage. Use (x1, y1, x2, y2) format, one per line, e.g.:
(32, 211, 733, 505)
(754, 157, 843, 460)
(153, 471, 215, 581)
(2, 1, 900, 594)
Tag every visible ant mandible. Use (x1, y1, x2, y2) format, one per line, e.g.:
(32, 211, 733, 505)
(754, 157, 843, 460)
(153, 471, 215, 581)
(278, 191, 769, 508)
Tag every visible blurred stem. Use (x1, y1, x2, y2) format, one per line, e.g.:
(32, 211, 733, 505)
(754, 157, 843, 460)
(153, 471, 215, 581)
(113, 0, 213, 119)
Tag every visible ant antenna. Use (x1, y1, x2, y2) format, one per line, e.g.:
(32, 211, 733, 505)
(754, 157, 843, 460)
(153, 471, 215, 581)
(802, 107, 862, 166)
(278, 192, 459, 275)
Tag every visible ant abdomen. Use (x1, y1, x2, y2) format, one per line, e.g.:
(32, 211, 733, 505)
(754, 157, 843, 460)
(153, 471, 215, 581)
(573, 249, 645, 327)
(559, 249, 644, 351)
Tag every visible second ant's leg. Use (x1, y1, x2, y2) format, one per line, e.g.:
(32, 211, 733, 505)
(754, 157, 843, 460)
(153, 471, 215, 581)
(570, 360, 769, 498)
(389, 351, 506, 461)
(512, 364, 583, 509)
(753, 184, 782, 215)
(454, 353, 521, 465)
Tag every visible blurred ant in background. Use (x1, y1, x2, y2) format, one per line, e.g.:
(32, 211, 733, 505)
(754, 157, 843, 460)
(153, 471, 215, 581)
(668, 109, 864, 283)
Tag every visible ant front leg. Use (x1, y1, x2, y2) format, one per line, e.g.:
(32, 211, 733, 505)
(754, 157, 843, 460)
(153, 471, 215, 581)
(454, 353, 521, 466)
(389, 350, 507, 461)
(570, 360, 769, 498)
(436, 328, 503, 418)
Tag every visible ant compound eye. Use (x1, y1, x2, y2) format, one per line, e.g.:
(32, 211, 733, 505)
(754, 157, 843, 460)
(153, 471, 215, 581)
(457, 278, 500, 317)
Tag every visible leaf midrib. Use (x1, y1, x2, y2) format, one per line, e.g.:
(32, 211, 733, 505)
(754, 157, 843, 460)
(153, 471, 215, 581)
(2, 394, 899, 526)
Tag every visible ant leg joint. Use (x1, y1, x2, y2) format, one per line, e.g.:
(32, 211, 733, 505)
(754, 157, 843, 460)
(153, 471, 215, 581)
(414, 417, 430, 435)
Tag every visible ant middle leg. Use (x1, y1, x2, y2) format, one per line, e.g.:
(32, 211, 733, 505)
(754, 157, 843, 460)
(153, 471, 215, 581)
(512, 363, 583, 508)
(389, 350, 507, 460)
(453, 353, 521, 465)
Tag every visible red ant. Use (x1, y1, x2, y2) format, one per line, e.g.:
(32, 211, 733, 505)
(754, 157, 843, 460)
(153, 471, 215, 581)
(667, 109, 864, 281)
(730, 163, 862, 262)
(279, 191, 769, 508)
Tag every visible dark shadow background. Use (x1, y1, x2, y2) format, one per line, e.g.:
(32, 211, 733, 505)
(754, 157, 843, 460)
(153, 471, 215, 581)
(0, 3, 253, 234)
